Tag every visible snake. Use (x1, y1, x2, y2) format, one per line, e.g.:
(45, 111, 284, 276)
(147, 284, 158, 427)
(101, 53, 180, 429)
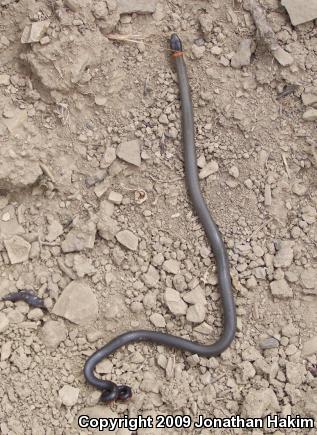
(83, 34, 237, 402)
(2, 291, 46, 308)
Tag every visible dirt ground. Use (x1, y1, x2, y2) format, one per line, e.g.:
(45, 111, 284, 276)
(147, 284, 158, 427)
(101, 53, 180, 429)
(0, 0, 316, 434)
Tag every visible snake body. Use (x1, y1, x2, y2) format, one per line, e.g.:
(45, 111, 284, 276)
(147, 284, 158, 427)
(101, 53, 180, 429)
(84, 34, 236, 402)
(2, 291, 46, 308)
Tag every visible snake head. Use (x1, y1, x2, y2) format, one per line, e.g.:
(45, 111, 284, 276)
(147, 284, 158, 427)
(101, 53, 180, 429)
(170, 34, 182, 52)
(99, 385, 132, 402)
(117, 385, 132, 401)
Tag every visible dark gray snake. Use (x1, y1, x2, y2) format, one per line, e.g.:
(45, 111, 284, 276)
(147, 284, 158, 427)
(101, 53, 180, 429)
(83, 34, 236, 402)
(2, 291, 46, 308)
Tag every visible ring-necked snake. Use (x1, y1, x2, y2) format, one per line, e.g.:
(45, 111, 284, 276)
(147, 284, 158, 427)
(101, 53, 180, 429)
(83, 34, 236, 402)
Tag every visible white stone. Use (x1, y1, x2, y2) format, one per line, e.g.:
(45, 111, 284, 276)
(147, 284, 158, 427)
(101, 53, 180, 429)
(162, 259, 180, 275)
(0, 312, 9, 333)
(285, 362, 305, 386)
(4, 236, 31, 264)
(302, 91, 317, 106)
(1, 341, 12, 361)
(142, 265, 159, 288)
(183, 286, 207, 305)
(108, 191, 123, 204)
(117, 139, 141, 167)
(41, 320, 67, 348)
(150, 313, 166, 328)
(94, 95, 107, 106)
(116, 229, 139, 251)
(303, 108, 317, 121)
(302, 336, 317, 357)
(164, 288, 187, 316)
(0, 74, 10, 86)
(242, 388, 280, 418)
(101, 147, 116, 168)
(52, 281, 98, 325)
(231, 39, 252, 69)
(270, 279, 293, 299)
(282, 0, 317, 25)
(59, 384, 79, 407)
(273, 241, 293, 268)
(97, 216, 119, 241)
(272, 46, 293, 66)
(61, 221, 96, 253)
(21, 20, 50, 44)
(186, 303, 206, 323)
(117, 0, 158, 14)
(199, 160, 219, 179)
(46, 220, 63, 242)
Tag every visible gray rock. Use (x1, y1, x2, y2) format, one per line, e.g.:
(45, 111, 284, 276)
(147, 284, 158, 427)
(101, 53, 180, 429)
(242, 388, 280, 418)
(116, 139, 141, 167)
(240, 361, 256, 381)
(282, 323, 299, 337)
(302, 91, 317, 106)
(21, 20, 50, 44)
(62, 221, 96, 253)
(272, 46, 294, 66)
(108, 191, 123, 204)
(94, 179, 111, 198)
(0, 312, 9, 333)
(193, 322, 213, 335)
(299, 387, 317, 419)
(302, 336, 317, 357)
(281, 0, 317, 25)
(96, 359, 113, 374)
(164, 288, 187, 316)
(28, 308, 44, 321)
(150, 313, 166, 328)
(59, 384, 79, 407)
(183, 286, 207, 305)
(4, 235, 31, 264)
(270, 279, 293, 299)
(300, 268, 317, 294)
(231, 39, 252, 69)
(285, 362, 305, 386)
(0, 205, 24, 241)
(273, 241, 294, 268)
(162, 259, 180, 275)
(259, 337, 280, 350)
(117, 0, 158, 14)
(192, 44, 205, 59)
(241, 346, 262, 361)
(186, 303, 206, 323)
(173, 274, 187, 291)
(199, 160, 219, 179)
(0, 74, 10, 86)
(302, 205, 317, 224)
(46, 219, 63, 242)
(142, 265, 159, 288)
(97, 216, 119, 241)
(99, 199, 115, 217)
(303, 108, 317, 121)
(64, 0, 80, 12)
(52, 280, 98, 325)
(41, 320, 67, 348)
(101, 147, 116, 168)
(116, 229, 139, 251)
(199, 13, 214, 41)
(73, 255, 96, 278)
(1, 341, 12, 361)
